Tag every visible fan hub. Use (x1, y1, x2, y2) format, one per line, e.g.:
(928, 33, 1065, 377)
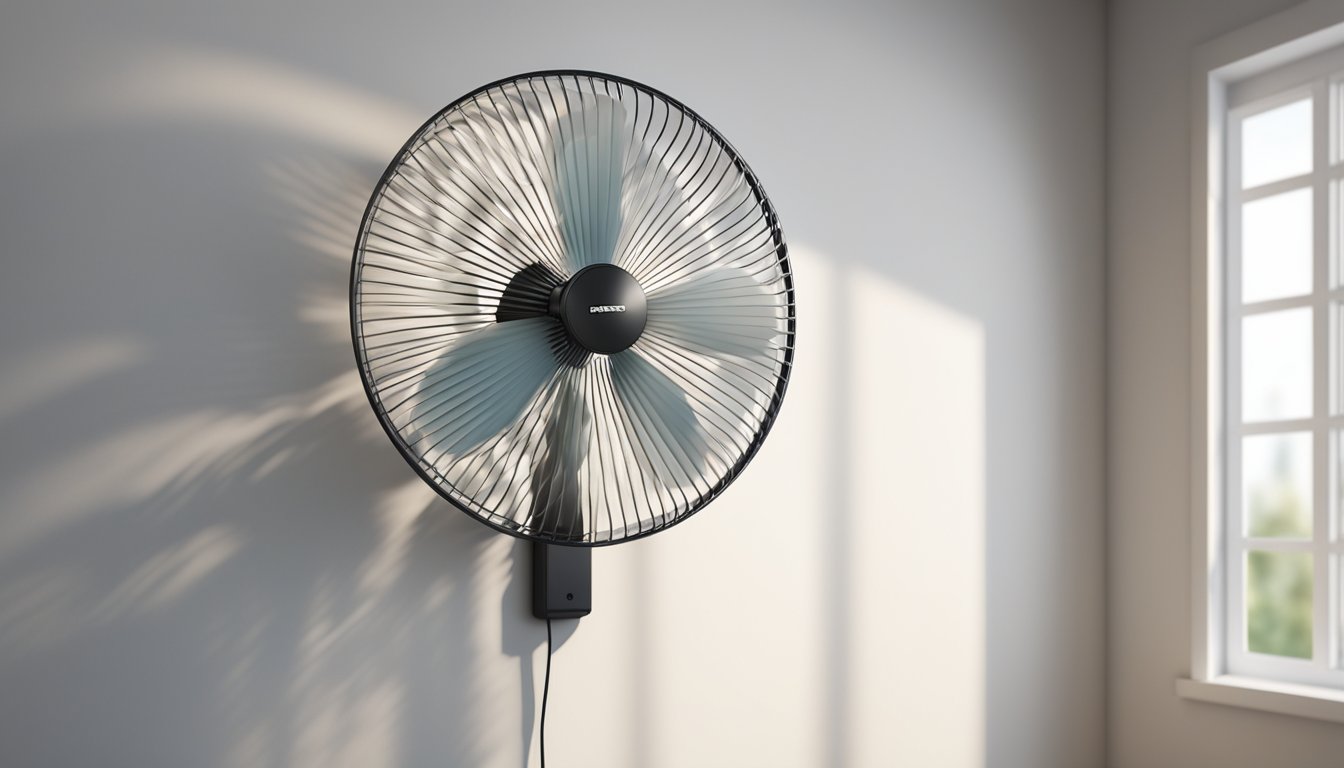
(553, 264, 647, 355)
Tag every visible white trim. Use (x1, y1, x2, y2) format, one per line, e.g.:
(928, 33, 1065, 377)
(1241, 537, 1313, 552)
(1230, 45, 1344, 107)
(1191, 35, 1224, 685)
(1191, 0, 1344, 697)
(1240, 172, 1314, 203)
(1241, 293, 1315, 315)
(1177, 675, 1344, 723)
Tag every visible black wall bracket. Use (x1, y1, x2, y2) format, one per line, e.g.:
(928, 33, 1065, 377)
(532, 542, 591, 619)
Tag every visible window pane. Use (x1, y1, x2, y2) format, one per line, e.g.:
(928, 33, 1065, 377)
(1242, 308, 1313, 422)
(1241, 188, 1312, 303)
(1241, 98, 1312, 189)
(1243, 432, 1312, 538)
(1247, 550, 1313, 658)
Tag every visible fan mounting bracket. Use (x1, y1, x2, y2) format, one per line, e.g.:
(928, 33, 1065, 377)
(532, 542, 592, 620)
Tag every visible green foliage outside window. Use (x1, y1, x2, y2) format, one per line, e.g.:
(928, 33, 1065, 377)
(1245, 439, 1312, 659)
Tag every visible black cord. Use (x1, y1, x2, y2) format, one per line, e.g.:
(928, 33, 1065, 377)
(541, 618, 552, 768)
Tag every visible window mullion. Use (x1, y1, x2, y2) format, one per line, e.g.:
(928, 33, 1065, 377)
(1241, 174, 1314, 202)
(1238, 537, 1316, 552)
(1313, 77, 1332, 672)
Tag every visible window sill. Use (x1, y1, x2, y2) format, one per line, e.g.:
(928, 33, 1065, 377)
(1177, 675, 1344, 724)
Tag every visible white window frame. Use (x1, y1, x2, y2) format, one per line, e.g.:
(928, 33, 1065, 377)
(1225, 73, 1334, 690)
(1184, 0, 1344, 722)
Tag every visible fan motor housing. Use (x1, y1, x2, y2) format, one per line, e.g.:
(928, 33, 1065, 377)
(551, 264, 647, 355)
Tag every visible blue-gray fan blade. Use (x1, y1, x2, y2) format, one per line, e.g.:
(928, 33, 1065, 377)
(645, 266, 783, 361)
(609, 349, 709, 483)
(553, 90, 627, 272)
(406, 318, 555, 459)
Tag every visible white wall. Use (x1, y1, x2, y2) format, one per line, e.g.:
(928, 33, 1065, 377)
(0, 1, 1104, 766)
(1108, 0, 1344, 765)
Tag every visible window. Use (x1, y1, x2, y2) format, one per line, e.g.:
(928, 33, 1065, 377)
(1225, 66, 1338, 688)
(1222, 46, 1344, 690)
(1186, 2, 1344, 721)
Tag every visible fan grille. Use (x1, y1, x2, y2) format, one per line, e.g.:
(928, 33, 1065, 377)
(351, 71, 795, 545)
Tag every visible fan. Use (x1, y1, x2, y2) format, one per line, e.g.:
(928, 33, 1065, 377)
(350, 71, 794, 619)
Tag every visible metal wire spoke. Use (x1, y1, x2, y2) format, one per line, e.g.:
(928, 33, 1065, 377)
(352, 71, 795, 545)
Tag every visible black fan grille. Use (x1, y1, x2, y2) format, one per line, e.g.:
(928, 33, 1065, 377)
(351, 71, 794, 545)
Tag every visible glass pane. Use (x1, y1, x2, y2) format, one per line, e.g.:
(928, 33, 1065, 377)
(1242, 308, 1313, 422)
(1241, 188, 1312, 303)
(1241, 98, 1312, 189)
(1247, 550, 1313, 658)
(1242, 432, 1312, 538)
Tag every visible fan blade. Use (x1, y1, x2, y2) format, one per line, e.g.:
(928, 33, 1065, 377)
(609, 350, 710, 488)
(406, 318, 557, 460)
(529, 374, 591, 539)
(552, 89, 628, 273)
(645, 266, 784, 361)
(495, 262, 563, 322)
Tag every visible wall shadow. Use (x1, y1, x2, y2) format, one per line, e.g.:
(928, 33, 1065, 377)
(0, 50, 539, 767)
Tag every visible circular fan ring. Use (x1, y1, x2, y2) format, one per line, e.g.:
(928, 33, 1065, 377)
(351, 71, 795, 545)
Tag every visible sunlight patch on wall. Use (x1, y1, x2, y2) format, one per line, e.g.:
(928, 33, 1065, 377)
(607, 243, 831, 768)
(268, 158, 378, 346)
(94, 525, 242, 618)
(0, 372, 367, 562)
(0, 335, 147, 424)
(0, 526, 241, 658)
(543, 245, 986, 768)
(357, 479, 440, 596)
(76, 46, 422, 161)
(846, 261, 985, 767)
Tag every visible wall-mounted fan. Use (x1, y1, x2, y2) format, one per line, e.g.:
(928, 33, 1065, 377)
(351, 67, 793, 669)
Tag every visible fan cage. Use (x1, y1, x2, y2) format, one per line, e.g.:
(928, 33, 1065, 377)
(350, 70, 795, 546)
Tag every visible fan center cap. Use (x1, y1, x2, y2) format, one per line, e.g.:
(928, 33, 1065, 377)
(555, 264, 648, 355)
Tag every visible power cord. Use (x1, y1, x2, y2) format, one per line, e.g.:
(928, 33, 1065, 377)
(541, 618, 552, 768)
